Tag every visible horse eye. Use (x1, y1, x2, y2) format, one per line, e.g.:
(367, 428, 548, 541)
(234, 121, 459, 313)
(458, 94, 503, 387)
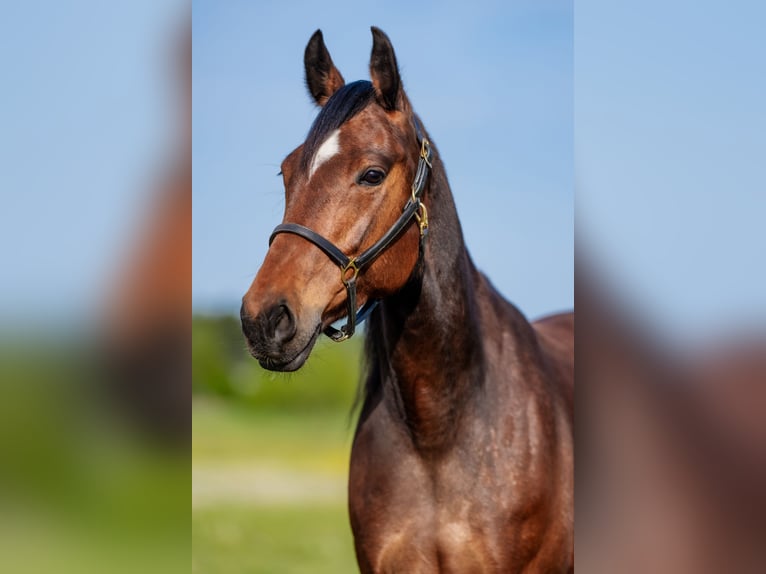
(359, 169, 386, 186)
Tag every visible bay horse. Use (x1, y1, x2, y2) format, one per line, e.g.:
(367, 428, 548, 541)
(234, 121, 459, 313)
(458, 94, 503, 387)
(241, 27, 574, 573)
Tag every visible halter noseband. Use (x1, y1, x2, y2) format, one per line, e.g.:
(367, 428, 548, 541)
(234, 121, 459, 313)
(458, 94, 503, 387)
(268, 120, 433, 342)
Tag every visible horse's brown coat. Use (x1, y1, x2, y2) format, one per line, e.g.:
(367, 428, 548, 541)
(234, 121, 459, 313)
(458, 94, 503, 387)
(241, 28, 573, 572)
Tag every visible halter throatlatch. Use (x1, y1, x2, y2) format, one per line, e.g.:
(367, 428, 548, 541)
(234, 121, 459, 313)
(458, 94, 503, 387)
(269, 120, 433, 342)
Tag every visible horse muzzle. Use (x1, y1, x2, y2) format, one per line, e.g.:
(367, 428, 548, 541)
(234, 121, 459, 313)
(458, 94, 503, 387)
(240, 300, 322, 372)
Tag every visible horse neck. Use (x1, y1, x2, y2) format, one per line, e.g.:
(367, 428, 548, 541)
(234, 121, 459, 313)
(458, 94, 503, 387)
(364, 153, 487, 453)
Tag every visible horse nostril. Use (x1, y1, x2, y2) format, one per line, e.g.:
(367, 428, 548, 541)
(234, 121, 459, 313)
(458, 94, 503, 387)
(241, 301, 297, 348)
(240, 302, 259, 341)
(269, 304, 296, 344)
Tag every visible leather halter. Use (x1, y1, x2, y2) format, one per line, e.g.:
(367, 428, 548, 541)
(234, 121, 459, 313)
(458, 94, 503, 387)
(269, 120, 433, 342)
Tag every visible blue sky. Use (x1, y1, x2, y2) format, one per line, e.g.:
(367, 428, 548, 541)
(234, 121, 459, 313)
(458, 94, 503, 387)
(0, 0, 186, 325)
(193, 0, 574, 320)
(3, 1, 760, 340)
(577, 0, 766, 340)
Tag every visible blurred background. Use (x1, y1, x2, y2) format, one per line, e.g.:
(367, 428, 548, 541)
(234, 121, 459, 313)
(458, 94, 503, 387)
(577, 1, 766, 571)
(2, 0, 763, 572)
(192, 1, 572, 571)
(0, 1, 189, 573)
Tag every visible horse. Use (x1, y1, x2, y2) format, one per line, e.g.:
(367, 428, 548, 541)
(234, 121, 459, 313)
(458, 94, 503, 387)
(241, 27, 574, 573)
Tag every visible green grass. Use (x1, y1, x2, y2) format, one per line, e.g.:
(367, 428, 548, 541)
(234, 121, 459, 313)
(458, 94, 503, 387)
(193, 397, 355, 473)
(193, 397, 359, 573)
(192, 313, 365, 572)
(193, 504, 356, 574)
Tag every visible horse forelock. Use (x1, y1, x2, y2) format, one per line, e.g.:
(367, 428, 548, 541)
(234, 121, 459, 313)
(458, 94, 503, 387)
(300, 80, 376, 173)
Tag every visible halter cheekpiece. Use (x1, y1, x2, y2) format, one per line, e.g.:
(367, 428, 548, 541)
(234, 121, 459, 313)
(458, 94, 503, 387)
(269, 120, 433, 342)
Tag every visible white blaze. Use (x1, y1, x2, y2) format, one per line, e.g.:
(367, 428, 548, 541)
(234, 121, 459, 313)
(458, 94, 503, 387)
(308, 129, 340, 179)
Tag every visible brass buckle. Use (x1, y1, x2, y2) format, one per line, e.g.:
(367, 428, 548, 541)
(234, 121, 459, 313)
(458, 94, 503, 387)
(340, 258, 359, 286)
(420, 138, 432, 168)
(414, 201, 429, 237)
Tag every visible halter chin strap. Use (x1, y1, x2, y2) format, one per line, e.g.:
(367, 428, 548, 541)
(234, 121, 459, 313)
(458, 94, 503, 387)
(269, 119, 433, 342)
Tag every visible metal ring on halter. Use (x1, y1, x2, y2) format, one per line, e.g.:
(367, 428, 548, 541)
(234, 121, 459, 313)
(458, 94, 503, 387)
(341, 259, 360, 285)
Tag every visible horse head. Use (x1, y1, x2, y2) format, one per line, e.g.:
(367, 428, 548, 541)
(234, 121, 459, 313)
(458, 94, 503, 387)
(241, 28, 429, 371)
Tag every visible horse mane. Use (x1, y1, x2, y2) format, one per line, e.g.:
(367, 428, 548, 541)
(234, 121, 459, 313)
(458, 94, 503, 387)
(301, 80, 376, 173)
(353, 257, 427, 431)
(352, 312, 385, 431)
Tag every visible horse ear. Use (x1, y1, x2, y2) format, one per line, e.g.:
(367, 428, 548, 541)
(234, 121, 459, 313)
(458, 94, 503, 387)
(369, 27, 405, 112)
(304, 30, 345, 107)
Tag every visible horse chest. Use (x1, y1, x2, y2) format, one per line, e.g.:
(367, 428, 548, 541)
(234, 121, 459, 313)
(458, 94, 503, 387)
(352, 483, 498, 573)
(350, 431, 526, 572)
(366, 518, 494, 574)
(350, 398, 570, 573)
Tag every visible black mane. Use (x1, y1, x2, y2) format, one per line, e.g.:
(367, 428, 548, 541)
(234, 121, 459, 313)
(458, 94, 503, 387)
(301, 80, 376, 172)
